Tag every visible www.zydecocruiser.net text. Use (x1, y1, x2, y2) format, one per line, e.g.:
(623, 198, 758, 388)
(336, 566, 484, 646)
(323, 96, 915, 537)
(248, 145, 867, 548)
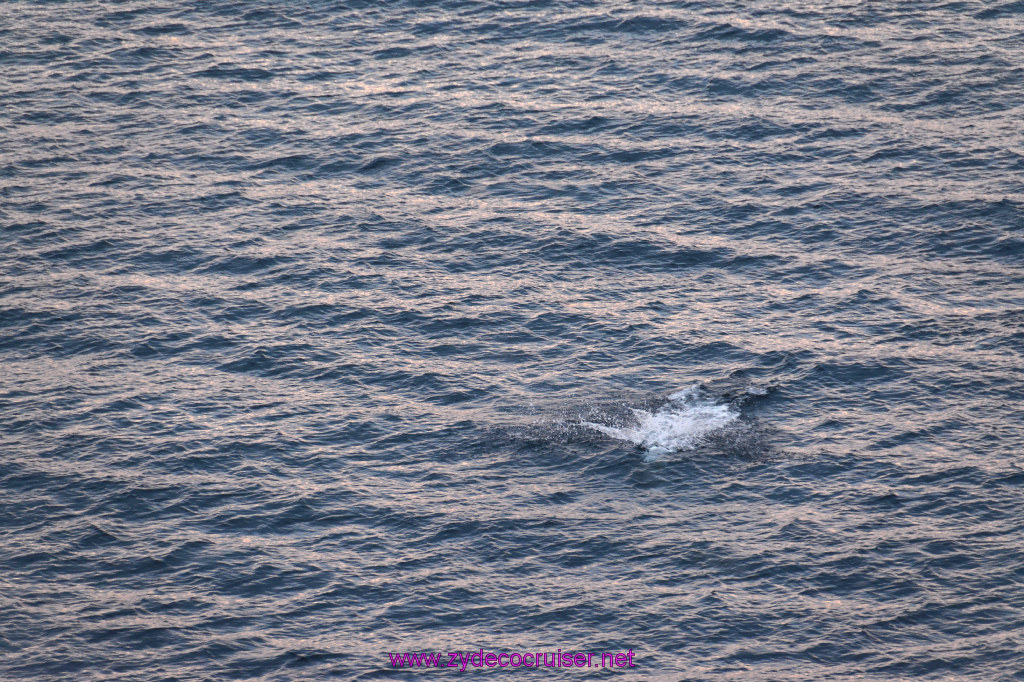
(388, 649, 637, 670)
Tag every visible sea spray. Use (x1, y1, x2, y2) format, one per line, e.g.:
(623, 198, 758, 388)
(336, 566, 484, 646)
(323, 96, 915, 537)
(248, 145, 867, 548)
(582, 385, 738, 459)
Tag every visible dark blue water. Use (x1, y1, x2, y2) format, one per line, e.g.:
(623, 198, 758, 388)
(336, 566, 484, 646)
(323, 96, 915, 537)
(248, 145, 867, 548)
(2, 1, 1024, 679)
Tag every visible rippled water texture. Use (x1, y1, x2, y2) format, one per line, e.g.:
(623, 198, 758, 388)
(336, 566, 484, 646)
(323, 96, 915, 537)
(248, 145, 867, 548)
(2, 1, 1024, 679)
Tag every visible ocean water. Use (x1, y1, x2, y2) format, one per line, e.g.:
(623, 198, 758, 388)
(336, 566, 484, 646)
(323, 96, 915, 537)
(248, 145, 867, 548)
(2, 0, 1023, 679)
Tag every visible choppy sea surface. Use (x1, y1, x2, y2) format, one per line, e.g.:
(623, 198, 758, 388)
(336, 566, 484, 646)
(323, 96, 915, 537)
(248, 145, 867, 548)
(2, 1, 1024, 679)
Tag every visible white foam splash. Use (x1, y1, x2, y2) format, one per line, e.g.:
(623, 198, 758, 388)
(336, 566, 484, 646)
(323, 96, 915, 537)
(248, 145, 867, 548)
(582, 385, 738, 460)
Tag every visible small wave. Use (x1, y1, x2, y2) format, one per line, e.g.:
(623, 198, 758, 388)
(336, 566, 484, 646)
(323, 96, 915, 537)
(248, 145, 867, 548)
(582, 385, 739, 460)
